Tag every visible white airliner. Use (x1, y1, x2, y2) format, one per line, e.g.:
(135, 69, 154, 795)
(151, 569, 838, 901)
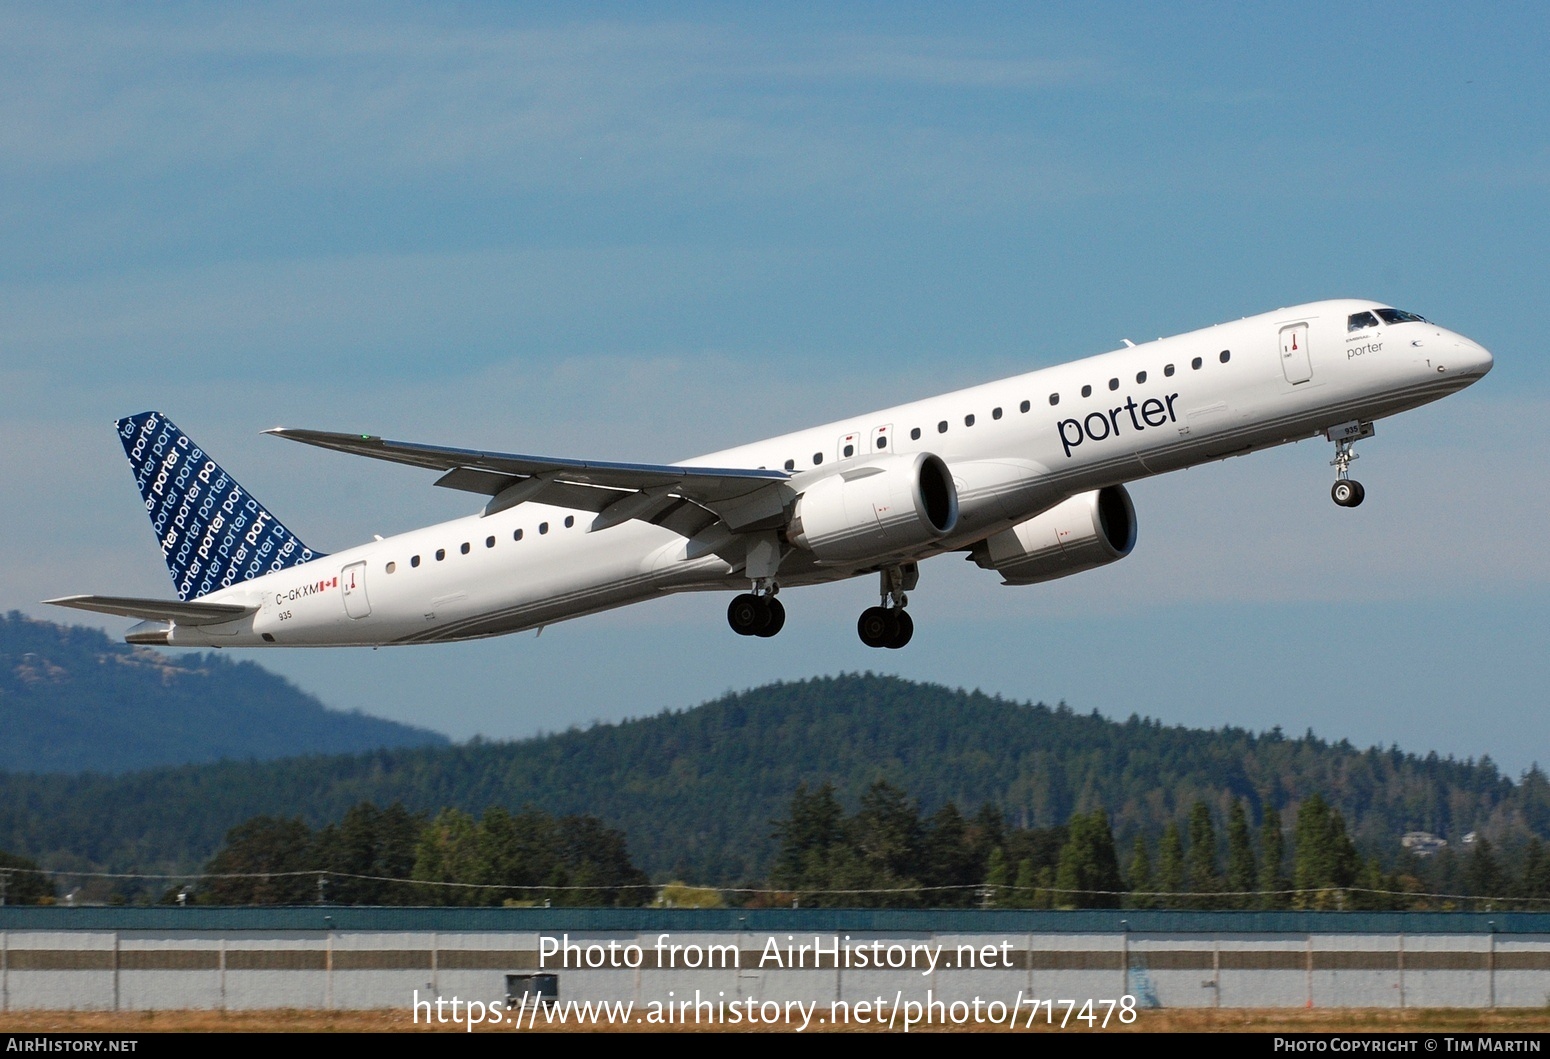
(48, 299, 1492, 650)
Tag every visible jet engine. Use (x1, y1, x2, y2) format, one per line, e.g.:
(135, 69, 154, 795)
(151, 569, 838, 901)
(969, 486, 1136, 585)
(788, 453, 959, 563)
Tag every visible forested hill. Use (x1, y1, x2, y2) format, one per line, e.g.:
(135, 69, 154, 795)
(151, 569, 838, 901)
(2, 672, 1545, 885)
(0, 613, 447, 773)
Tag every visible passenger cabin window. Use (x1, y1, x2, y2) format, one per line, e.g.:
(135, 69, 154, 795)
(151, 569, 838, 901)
(435, 549, 445, 561)
(411, 555, 421, 567)
(964, 414, 975, 427)
(784, 459, 795, 471)
(1348, 311, 1380, 332)
(1108, 378, 1119, 391)
(386, 561, 396, 573)
(910, 427, 921, 440)
(813, 452, 823, 465)
(1191, 357, 1203, 370)
(485, 536, 495, 548)
(514, 529, 523, 541)
(564, 516, 574, 528)
(460, 542, 470, 555)
(843, 443, 854, 457)
(992, 407, 1002, 420)
(1136, 371, 1147, 384)
(539, 522, 549, 535)
(1376, 308, 1427, 325)
(937, 421, 948, 434)
(1219, 350, 1231, 363)
(875, 435, 886, 449)
(1164, 364, 1175, 377)
(1023, 399, 1034, 411)
(1081, 384, 1092, 398)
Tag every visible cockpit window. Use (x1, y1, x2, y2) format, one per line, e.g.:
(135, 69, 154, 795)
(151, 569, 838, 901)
(1347, 311, 1380, 332)
(1375, 307, 1427, 325)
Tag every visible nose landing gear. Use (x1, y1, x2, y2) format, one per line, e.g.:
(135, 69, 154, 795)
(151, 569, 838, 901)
(1326, 421, 1374, 508)
(858, 563, 917, 649)
(1331, 478, 1365, 508)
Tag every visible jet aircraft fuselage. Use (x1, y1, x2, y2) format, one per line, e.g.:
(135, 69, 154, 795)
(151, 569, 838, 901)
(49, 299, 1493, 650)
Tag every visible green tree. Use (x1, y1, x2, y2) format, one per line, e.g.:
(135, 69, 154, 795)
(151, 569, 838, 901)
(1292, 794, 1359, 909)
(1013, 858, 1037, 908)
(1467, 837, 1502, 910)
(553, 813, 650, 906)
(1185, 801, 1219, 907)
(412, 808, 483, 905)
(1157, 822, 1185, 909)
(1225, 800, 1258, 909)
(852, 780, 922, 883)
(771, 783, 845, 892)
(985, 847, 1010, 907)
(920, 803, 978, 905)
(0, 850, 56, 905)
(1054, 810, 1123, 909)
(202, 816, 316, 905)
(1520, 837, 1550, 905)
(1126, 835, 1155, 909)
(315, 801, 424, 905)
(1259, 805, 1287, 909)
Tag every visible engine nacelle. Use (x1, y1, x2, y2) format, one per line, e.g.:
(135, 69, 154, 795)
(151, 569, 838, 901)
(789, 453, 959, 564)
(969, 485, 1137, 585)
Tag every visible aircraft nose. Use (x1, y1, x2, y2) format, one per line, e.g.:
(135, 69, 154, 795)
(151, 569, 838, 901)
(1453, 335, 1494, 378)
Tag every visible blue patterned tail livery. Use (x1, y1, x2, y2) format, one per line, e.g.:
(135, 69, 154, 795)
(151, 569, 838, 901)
(118, 412, 326, 601)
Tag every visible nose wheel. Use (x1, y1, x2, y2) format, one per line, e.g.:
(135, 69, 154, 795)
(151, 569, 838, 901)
(1326, 422, 1373, 508)
(1331, 479, 1365, 507)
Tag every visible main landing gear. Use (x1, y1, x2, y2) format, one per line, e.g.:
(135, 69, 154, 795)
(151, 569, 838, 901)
(858, 563, 917, 650)
(727, 584, 785, 638)
(1327, 421, 1374, 508)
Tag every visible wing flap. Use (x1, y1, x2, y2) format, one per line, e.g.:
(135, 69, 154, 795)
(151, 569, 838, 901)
(44, 595, 258, 626)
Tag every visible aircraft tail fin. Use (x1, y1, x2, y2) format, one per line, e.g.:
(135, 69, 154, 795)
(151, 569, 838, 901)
(117, 411, 326, 601)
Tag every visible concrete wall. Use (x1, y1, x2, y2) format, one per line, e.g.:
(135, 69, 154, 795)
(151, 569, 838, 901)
(4, 910, 1548, 1012)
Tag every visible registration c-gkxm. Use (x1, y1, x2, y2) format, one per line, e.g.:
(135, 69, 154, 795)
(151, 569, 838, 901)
(49, 299, 1493, 650)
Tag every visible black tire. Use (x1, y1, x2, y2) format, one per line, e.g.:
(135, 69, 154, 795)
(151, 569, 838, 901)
(885, 609, 914, 649)
(755, 597, 786, 637)
(1332, 480, 1356, 507)
(857, 606, 893, 648)
(727, 594, 769, 636)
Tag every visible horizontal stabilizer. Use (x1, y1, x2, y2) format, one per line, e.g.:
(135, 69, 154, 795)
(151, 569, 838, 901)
(43, 594, 258, 626)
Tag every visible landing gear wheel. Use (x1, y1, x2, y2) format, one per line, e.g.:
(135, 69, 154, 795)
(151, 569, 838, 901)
(755, 597, 786, 638)
(1331, 480, 1366, 508)
(884, 609, 913, 649)
(727, 593, 770, 636)
(858, 606, 897, 648)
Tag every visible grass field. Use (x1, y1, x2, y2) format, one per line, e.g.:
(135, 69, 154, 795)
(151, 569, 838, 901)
(4, 1008, 1550, 1033)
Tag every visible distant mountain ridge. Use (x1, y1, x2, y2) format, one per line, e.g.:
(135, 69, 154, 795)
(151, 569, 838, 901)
(1, 670, 1544, 886)
(0, 613, 447, 773)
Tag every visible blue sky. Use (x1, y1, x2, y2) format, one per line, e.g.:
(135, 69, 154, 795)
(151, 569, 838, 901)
(4, 3, 1548, 774)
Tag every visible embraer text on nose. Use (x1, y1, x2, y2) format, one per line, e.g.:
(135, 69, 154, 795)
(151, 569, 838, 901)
(1057, 393, 1180, 458)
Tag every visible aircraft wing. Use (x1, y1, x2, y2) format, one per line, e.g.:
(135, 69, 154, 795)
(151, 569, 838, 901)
(265, 427, 794, 532)
(44, 595, 258, 626)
